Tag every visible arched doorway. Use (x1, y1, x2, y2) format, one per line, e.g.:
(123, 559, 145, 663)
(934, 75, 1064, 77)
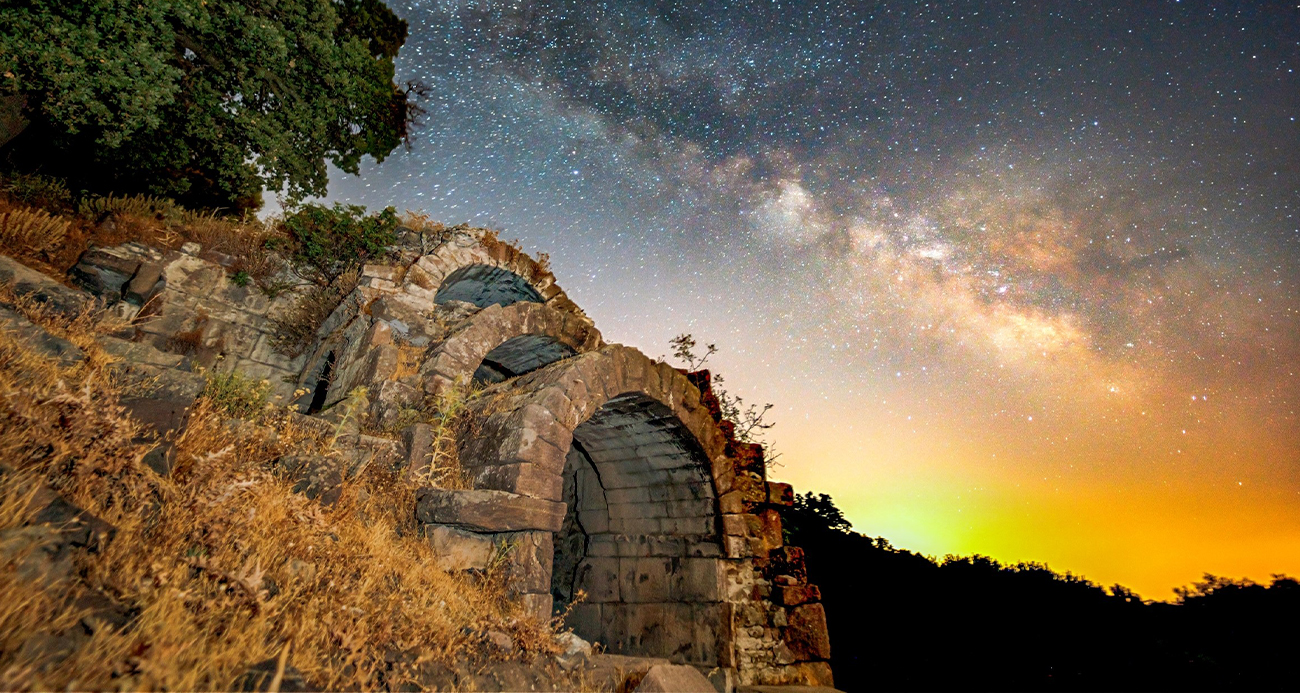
(552, 393, 725, 668)
(472, 335, 577, 385)
(434, 264, 544, 308)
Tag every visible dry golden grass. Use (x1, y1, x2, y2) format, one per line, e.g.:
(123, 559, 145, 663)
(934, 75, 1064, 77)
(0, 283, 566, 691)
(0, 207, 70, 257)
(270, 269, 360, 358)
(0, 182, 288, 291)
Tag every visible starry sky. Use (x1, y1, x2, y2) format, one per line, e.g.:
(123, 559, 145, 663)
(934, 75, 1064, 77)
(325, 0, 1300, 598)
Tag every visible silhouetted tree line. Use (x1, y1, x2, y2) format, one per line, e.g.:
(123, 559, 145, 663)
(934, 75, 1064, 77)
(781, 492, 1299, 692)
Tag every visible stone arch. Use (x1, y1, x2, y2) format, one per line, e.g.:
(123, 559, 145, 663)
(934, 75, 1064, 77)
(398, 233, 588, 318)
(416, 345, 834, 687)
(421, 302, 602, 397)
(454, 346, 742, 666)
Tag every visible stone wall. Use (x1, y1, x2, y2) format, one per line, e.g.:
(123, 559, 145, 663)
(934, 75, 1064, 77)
(31, 225, 833, 691)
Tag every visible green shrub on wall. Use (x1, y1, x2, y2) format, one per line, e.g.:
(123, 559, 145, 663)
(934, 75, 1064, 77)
(282, 202, 398, 286)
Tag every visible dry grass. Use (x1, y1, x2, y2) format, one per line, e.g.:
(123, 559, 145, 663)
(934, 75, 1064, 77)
(0, 207, 70, 257)
(0, 283, 565, 691)
(270, 269, 360, 358)
(0, 180, 288, 292)
(76, 194, 183, 225)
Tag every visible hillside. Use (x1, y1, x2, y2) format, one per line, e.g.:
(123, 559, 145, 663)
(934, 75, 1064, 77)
(783, 493, 1300, 691)
(0, 179, 833, 691)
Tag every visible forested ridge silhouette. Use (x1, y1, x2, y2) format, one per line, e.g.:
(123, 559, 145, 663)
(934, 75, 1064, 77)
(781, 493, 1299, 692)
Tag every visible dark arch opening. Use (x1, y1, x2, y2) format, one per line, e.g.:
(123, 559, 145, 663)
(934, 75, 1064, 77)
(434, 264, 544, 308)
(306, 351, 336, 414)
(472, 334, 577, 385)
(552, 393, 724, 668)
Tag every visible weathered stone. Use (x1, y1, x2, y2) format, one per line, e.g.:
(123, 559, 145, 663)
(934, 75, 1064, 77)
(766, 481, 794, 507)
(776, 583, 821, 607)
(124, 260, 165, 304)
(633, 664, 716, 693)
(469, 462, 564, 500)
(503, 530, 553, 594)
(274, 455, 345, 506)
(0, 306, 84, 365)
(402, 422, 436, 478)
(784, 603, 831, 661)
(0, 255, 92, 316)
(422, 524, 494, 572)
(414, 488, 565, 532)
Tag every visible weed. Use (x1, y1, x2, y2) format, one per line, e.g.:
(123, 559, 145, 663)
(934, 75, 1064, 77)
(1, 173, 72, 212)
(201, 370, 271, 419)
(231, 269, 251, 287)
(0, 291, 561, 690)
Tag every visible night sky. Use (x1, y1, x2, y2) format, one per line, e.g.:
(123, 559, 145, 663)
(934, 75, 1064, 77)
(325, 0, 1300, 598)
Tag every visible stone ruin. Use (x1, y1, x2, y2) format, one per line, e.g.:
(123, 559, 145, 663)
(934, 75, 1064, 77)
(4, 225, 834, 690)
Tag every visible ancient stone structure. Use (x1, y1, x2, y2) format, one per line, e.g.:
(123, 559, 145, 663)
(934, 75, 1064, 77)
(32, 226, 833, 690)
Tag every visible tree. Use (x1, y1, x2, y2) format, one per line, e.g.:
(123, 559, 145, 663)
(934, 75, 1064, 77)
(0, 0, 414, 211)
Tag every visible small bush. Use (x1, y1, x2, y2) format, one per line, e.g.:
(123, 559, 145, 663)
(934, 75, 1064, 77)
(1, 173, 72, 211)
(201, 370, 271, 419)
(0, 206, 70, 256)
(282, 203, 397, 286)
(77, 193, 182, 224)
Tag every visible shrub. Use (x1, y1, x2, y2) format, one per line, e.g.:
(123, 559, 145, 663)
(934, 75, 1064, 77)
(1, 173, 72, 212)
(201, 370, 271, 419)
(282, 203, 398, 286)
(77, 193, 182, 224)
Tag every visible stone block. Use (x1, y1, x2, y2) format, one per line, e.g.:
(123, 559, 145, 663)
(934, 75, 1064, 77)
(274, 455, 345, 506)
(124, 261, 165, 304)
(785, 603, 831, 661)
(422, 524, 493, 572)
(619, 557, 673, 603)
(718, 490, 744, 514)
(789, 661, 835, 687)
(576, 556, 621, 602)
(414, 488, 565, 532)
(0, 255, 92, 317)
(362, 263, 400, 282)
(776, 583, 821, 607)
(721, 514, 747, 537)
(0, 306, 84, 366)
(368, 380, 421, 430)
(503, 530, 553, 594)
(162, 254, 225, 296)
(724, 535, 750, 559)
(402, 423, 435, 478)
(469, 462, 563, 501)
(767, 481, 794, 507)
(633, 664, 715, 693)
(672, 557, 723, 602)
(520, 593, 552, 622)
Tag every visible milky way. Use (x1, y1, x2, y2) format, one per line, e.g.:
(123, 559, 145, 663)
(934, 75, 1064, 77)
(326, 0, 1300, 596)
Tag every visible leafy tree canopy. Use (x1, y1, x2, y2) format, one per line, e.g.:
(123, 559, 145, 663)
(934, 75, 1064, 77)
(0, 0, 412, 211)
